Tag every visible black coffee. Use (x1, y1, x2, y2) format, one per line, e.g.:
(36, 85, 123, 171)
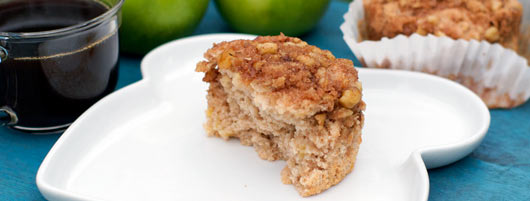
(0, 0, 119, 129)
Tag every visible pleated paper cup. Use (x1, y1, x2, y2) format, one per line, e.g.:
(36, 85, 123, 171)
(340, 0, 530, 109)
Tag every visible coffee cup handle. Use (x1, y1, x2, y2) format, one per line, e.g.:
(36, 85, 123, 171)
(0, 46, 6, 63)
(0, 106, 17, 126)
(0, 47, 16, 126)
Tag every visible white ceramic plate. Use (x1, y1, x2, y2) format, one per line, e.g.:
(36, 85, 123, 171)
(37, 34, 490, 201)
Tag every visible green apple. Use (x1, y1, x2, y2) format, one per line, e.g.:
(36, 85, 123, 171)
(214, 0, 331, 36)
(120, 0, 209, 55)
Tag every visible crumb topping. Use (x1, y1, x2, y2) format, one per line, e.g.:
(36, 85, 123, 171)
(363, 0, 523, 50)
(196, 34, 362, 117)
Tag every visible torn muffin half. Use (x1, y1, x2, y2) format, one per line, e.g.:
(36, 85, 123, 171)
(196, 34, 365, 197)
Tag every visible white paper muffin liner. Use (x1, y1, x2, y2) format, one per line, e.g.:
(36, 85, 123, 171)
(340, 0, 530, 109)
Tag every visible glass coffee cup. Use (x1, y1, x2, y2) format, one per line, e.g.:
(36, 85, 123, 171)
(0, 0, 123, 133)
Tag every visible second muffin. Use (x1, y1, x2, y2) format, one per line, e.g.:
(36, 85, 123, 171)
(363, 0, 523, 50)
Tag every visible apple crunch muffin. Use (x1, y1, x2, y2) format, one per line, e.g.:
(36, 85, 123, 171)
(363, 0, 523, 50)
(195, 34, 365, 197)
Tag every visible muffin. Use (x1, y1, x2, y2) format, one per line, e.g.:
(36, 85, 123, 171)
(341, 0, 530, 108)
(363, 0, 523, 50)
(196, 34, 365, 196)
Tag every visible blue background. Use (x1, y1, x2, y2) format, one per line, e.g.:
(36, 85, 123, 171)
(1, 1, 529, 200)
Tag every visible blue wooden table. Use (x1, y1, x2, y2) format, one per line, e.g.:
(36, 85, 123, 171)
(1, 1, 529, 200)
